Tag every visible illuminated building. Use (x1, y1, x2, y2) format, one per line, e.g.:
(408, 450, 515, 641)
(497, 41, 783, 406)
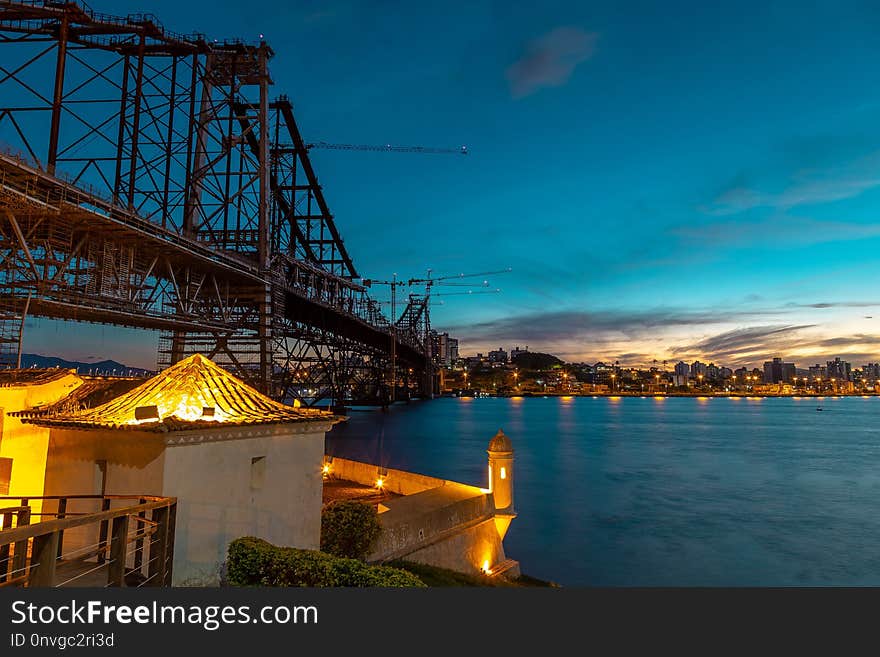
(9, 354, 341, 585)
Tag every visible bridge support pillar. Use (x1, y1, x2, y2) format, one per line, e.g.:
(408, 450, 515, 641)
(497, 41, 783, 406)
(258, 285, 273, 396)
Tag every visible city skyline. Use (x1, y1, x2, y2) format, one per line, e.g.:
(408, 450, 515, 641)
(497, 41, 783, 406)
(17, 0, 880, 369)
(457, 343, 878, 375)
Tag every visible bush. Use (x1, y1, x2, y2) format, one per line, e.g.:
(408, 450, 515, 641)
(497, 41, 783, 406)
(320, 500, 382, 560)
(226, 537, 425, 588)
(226, 537, 274, 584)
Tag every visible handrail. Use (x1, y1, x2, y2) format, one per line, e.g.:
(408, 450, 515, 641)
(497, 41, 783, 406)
(0, 496, 175, 544)
(0, 494, 177, 587)
(0, 494, 168, 501)
(0, 506, 28, 514)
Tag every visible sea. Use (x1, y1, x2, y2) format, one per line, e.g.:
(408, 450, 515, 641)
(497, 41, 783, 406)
(325, 394, 880, 586)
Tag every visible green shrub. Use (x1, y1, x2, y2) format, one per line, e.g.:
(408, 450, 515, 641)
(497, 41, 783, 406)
(226, 537, 275, 585)
(320, 500, 382, 560)
(226, 537, 425, 588)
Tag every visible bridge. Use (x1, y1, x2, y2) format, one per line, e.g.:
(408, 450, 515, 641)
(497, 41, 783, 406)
(0, 0, 436, 407)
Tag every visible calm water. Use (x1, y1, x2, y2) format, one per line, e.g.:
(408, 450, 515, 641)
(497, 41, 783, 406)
(325, 395, 880, 586)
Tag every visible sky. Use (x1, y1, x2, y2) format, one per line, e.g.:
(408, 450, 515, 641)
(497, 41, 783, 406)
(19, 0, 880, 369)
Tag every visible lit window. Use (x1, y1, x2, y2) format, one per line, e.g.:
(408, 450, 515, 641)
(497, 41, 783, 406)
(500, 467, 507, 480)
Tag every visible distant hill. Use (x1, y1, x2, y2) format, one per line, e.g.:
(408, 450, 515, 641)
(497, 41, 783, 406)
(511, 351, 563, 370)
(19, 354, 153, 377)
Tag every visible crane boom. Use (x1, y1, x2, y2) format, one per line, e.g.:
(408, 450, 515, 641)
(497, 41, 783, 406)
(306, 141, 467, 155)
(407, 267, 512, 286)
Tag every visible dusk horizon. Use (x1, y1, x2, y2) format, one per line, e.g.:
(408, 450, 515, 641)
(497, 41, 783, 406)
(16, 0, 880, 372)
(19, 322, 880, 372)
(6, 0, 880, 624)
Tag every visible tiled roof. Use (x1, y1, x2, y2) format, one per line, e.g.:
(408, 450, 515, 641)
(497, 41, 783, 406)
(9, 376, 144, 418)
(23, 354, 338, 431)
(488, 429, 513, 452)
(0, 368, 74, 387)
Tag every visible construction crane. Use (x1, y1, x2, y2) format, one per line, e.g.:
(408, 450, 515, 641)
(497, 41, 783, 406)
(361, 274, 408, 404)
(431, 289, 502, 298)
(407, 268, 512, 295)
(363, 268, 510, 404)
(306, 141, 467, 155)
(409, 269, 509, 401)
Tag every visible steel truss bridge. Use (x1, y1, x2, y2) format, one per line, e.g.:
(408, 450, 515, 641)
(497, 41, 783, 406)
(0, 0, 436, 406)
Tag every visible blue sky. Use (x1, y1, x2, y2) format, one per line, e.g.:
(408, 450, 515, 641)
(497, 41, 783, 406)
(22, 0, 880, 369)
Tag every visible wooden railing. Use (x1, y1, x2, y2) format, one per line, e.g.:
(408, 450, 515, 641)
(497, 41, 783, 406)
(0, 495, 176, 588)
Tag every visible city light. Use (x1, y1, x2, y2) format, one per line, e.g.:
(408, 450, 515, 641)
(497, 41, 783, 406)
(392, 340, 869, 400)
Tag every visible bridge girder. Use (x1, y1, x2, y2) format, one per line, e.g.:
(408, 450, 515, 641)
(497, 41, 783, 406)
(0, 1, 433, 403)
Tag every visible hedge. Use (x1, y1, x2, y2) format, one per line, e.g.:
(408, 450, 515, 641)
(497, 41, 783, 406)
(320, 500, 382, 560)
(226, 537, 426, 588)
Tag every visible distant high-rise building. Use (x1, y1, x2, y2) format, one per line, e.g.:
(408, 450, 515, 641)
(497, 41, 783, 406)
(510, 346, 529, 362)
(763, 357, 796, 383)
(826, 357, 851, 381)
(432, 332, 460, 368)
(862, 363, 880, 381)
(691, 361, 708, 378)
(808, 364, 827, 380)
(488, 348, 508, 364)
(448, 338, 459, 363)
(431, 331, 458, 367)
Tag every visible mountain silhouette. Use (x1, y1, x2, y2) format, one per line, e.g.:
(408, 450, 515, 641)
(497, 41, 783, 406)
(19, 354, 153, 377)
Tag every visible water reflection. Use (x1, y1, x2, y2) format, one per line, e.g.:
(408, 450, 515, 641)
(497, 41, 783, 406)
(328, 396, 880, 586)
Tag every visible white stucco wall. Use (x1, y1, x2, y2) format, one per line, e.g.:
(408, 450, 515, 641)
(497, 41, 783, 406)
(29, 418, 330, 587)
(42, 428, 166, 560)
(162, 422, 330, 586)
(0, 373, 83, 517)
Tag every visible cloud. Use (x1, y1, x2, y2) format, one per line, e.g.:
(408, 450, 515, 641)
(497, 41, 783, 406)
(444, 295, 880, 367)
(814, 334, 880, 348)
(671, 216, 880, 249)
(665, 326, 880, 367)
(709, 178, 880, 215)
(670, 325, 816, 364)
(796, 301, 880, 309)
(449, 308, 757, 344)
(447, 307, 795, 364)
(506, 27, 597, 98)
(449, 303, 880, 366)
(707, 149, 880, 216)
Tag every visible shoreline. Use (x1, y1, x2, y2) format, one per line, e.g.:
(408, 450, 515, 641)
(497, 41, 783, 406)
(443, 392, 880, 400)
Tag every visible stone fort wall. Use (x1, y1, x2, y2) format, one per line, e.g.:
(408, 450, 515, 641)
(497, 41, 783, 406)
(326, 456, 512, 576)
